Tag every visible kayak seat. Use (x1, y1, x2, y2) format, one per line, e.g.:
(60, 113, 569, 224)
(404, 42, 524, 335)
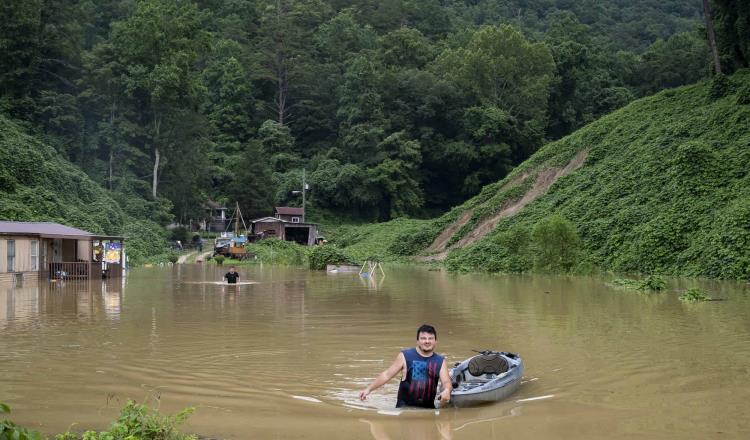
(452, 371, 465, 388)
(468, 353, 509, 377)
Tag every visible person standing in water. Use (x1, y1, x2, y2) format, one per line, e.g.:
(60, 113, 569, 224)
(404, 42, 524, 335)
(223, 266, 240, 284)
(359, 324, 452, 408)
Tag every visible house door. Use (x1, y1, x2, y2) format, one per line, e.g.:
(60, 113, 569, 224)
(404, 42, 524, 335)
(52, 239, 62, 262)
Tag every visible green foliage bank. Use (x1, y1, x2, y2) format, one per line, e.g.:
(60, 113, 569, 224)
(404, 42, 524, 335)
(326, 218, 434, 262)
(0, 115, 169, 264)
(335, 71, 750, 280)
(445, 71, 750, 280)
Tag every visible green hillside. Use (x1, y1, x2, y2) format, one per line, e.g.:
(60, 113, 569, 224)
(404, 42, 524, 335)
(333, 71, 750, 280)
(0, 115, 168, 263)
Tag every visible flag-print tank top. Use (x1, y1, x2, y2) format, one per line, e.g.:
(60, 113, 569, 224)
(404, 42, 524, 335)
(396, 348, 444, 408)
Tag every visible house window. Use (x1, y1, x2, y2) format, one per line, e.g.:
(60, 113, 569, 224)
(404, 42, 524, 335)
(7, 240, 15, 272)
(31, 240, 39, 271)
(292, 217, 300, 223)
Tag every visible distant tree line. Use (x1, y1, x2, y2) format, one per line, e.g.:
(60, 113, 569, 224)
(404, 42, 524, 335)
(0, 0, 744, 224)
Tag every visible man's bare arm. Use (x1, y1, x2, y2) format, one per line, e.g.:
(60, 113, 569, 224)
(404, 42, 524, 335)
(438, 359, 453, 403)
(359, 353, 405, 400)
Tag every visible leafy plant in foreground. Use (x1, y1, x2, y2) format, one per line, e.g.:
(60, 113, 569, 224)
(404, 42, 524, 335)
(56, 401, 195, 440)
(1, 402, 43, 440)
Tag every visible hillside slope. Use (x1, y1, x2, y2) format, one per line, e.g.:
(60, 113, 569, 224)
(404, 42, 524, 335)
(0, 115, 167, 263)
(335, 71, 750, 280)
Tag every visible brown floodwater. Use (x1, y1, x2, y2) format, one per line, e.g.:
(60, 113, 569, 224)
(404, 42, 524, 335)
(1, 265, 749, 439)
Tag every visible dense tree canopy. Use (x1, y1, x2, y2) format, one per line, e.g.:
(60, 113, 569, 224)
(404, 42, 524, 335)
(2, 0, 743, 224)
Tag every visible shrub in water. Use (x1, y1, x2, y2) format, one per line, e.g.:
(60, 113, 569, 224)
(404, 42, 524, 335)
(609, 278, 642, 289)
(639, 275, 667, 291)
(609, 275, 666, 292)
(167, 251, 180, 264)
(679, 287, 712, 302)
(213, 255, 225, 265)
(308, 245, 357, 270)
(531, 215, 581, 272)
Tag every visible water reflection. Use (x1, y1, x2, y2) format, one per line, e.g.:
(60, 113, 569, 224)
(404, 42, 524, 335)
(103, 278, 124, 319)
(359, 403, 525, 440)
(361, 417, 453, 440)
(358, 273, 386, 290)
(0, 278, 125, 328)
(0, 282, 39, 325)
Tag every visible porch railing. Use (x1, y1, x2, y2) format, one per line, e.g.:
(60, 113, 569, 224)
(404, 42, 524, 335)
(44, 262, 124, 280)
(47, 262, 90, 280)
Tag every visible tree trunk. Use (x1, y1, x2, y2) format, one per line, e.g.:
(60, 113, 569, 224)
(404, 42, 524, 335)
(274, 0, 289, 125)
(152, 148, 160, 198)
(109, 149, 113, 191)
(703, 0, 722, 75)
(108, 100, 116, 191)
(277, 65, 287, 125)
(152, 115, 162, 198)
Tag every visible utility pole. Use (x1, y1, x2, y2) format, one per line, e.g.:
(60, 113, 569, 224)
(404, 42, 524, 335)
(235, 201, 240, 237)
(302, 168, 307, 223)
(292, 168, 308, 222)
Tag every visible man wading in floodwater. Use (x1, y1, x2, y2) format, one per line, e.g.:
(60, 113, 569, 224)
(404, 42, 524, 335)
(223, 266, 240, 284)
(359, 324, 452, 408)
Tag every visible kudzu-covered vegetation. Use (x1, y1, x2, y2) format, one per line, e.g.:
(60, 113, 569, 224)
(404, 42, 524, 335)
(336, 71, 750, 280)
(0, 116, 168, 264)
(244, 238, 308, 266)
(326, 218, 433, 262)
(460, 71, 750, 280)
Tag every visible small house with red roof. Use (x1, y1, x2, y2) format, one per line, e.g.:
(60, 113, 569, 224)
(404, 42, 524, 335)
(250, 207, 318, 246)
(275, 206, 305, 223)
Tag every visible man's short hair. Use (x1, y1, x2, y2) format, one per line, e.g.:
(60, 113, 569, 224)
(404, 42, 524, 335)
(416, 324, 437, 339)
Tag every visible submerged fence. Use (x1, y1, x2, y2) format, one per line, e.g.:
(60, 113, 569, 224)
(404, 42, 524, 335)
(44, 262, 108, 280)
